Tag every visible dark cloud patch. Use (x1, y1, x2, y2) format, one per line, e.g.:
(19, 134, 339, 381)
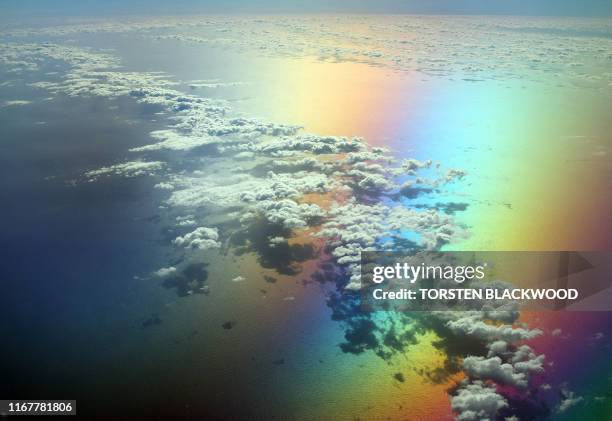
(230, 217, 316, 275)
(339, 318, 379, 354)
(326, 280, 424, 360)
(162, 262, 209, 296)
(499, 391, 551, 421)
(398, 185, 435, 199)
(222, 321, 236, 330)
(414, 202, 469, 215)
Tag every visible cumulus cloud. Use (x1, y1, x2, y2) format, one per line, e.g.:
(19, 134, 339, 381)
(447, 315, 543, 343)
(239, 171, 330, 202)
(463, 356, 528, 388)
(248, 199, 325, 229)
(317, 199, 465, 289)
(487, 340, 509, 357)
(154, 266, 177, 277)
(173, 227, 220, 250)
(451, 380, 508, 421)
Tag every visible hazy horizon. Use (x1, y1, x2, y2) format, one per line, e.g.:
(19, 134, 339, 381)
(2, 0, 612, 19)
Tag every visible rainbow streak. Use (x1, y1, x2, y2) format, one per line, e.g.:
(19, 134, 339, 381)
(234, 55, 612, 419)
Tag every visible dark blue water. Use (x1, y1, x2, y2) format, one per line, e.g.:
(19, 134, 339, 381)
(0, 85, 178, 412)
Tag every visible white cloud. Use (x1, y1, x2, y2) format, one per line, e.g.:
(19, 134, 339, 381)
(451, 380, 508, 421)
(447, 315, 542, 343)
(487, 340, 509, 357)
(85, 160, 165, 180)
(5, 15, 612, 88)
(173, 226, 220, 250)
(2, 100, 32, 107)
(154, 266, 177, 278)
(247, 199, 325, 229)
(463, 356, 528, 388)
(558, 388, 583, 413)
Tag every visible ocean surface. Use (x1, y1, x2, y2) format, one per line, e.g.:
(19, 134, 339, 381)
(1, 15, 611, 420)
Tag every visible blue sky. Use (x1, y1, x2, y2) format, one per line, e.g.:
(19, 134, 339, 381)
(2, 0, 612, 18)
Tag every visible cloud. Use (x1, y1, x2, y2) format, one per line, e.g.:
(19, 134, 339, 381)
(268, 236, 287, 247)
(447, 315, 543, 343)
(240, 171, 331, 202)
(487, 340, 509, 357)
(463, 356, 528, 388)
(246, 199, 325, 229)
(186, 79, 246, 89)
(317, 199, 465, 289)
(251, 134, 365, 155)
(5, 15, 612, 88)
(154, 266, 177, 278)
(131, 129, 217, 152)
(85, 160, 165, 180)
(176, 215, 197, 227)
(400, 158, 432, 175)
(443, 168, 468, 183)
(2, 100, 32, 107)
(557, 388, 583, 413)
(451, 380, 508, 421)
(173, 227, 220, 250)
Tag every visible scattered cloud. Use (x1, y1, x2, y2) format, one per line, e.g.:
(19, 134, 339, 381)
(85, 160, 165, 180)
(451, 380, 508, 421)
(173, 227, 220, 250)
(2, 100, 32, 107)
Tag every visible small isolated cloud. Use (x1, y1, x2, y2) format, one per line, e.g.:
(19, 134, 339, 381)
(558, 387, 583, 413)
(2, 100, 32, 107)
(154, 266, 177, 278)
(443, 168, 468, 183)
(85, 160, 165, 180)
(173, 226, 220, 250)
